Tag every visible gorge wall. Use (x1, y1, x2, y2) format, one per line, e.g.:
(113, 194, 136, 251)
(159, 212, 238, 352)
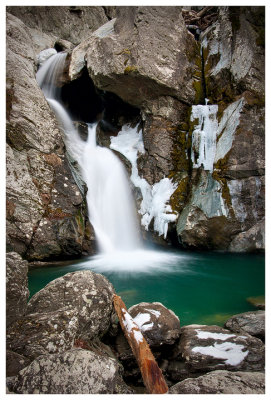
(6, 6, 265, 260)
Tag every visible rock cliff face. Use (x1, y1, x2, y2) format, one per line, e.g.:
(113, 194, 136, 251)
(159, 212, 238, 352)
(6, 6, 265, 257)
(6, 11, 96, 260)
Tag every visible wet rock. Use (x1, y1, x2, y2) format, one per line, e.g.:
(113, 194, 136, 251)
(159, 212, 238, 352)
(225, 311, 265, 341)
(176, 324, 265, 373)
(27, 270, 115, 340)
(11, 348, 133, 394)
(6, 350, 31, 377)
(6, 308, 79, 360)
(6, 252, 29, 327)
(169, 370, 265, 394)
(128, 302, 181, 347)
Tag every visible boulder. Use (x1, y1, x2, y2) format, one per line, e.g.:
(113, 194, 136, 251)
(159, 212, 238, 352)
(10, 348, 133, 394)
(128, 302, 181, 347)
(6, 252, 29, 327)
(6, 350, 31, 378)
(169, 370, 265, 394)
(176, 324, 265, 373)
(26, 270, 115, 340)
(225, 311, 265, 341)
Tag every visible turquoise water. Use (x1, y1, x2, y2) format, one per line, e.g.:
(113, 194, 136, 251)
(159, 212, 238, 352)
(28, 249, 265, 326)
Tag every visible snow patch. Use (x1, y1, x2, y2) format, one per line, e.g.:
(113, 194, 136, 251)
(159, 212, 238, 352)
(195, 329, 236, 341)
(192, 342, 248, 366)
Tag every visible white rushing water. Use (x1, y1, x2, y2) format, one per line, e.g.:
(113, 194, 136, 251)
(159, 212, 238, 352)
(36, 50, 185, 270)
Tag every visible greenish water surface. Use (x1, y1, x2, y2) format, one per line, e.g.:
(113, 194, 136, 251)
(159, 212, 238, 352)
(28, 249, 265, 326)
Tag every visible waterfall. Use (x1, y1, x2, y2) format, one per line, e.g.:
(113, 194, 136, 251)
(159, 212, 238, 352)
(37, 52, 141, 254)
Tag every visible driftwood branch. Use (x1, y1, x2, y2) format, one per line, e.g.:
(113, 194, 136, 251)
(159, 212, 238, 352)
(113, 294, 168, 394)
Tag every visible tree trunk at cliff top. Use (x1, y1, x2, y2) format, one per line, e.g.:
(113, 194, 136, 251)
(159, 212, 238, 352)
(113, 294, 168, 394)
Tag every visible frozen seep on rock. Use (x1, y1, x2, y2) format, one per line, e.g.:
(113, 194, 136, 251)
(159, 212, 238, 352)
(110, 125, 177, 238)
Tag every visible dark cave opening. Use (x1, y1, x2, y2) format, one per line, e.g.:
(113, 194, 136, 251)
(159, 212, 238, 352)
(60, 66, 141, 136)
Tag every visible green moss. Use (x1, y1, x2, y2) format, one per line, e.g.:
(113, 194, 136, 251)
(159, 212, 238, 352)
(193, 79, 204, 105)
(213, 154, 235, 218)
(124, 65, 138, 74)
(169, 176, 189, 214)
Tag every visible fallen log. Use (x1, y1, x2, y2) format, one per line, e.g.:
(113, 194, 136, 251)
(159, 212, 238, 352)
(113, 294, 168, 394)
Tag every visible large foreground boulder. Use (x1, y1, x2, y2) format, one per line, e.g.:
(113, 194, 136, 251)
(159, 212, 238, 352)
(6, 252, 29, 327)
(27, 270, 115, 340)
(169, 370, 265, 394)
(10, 348, 133, 394)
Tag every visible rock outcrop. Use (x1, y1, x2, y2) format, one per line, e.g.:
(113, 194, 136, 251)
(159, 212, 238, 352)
(176, 7, 265, 251)
(169, 370, 265, 394)
(67, 6, 265, 250)
(6, 12, 95, 260)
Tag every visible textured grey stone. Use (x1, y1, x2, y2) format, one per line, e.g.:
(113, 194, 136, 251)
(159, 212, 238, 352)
(11, 348, 133, 394)
(225, 311, 265, 341)
(169, 370, 265, 394)
(27, 270, 115, 340)
(70, 6, 197, 108)
(6, 252, 29, 327)
(6, 308, 79, 361)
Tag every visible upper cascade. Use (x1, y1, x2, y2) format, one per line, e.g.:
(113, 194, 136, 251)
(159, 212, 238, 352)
(36, 51, 141, 254)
